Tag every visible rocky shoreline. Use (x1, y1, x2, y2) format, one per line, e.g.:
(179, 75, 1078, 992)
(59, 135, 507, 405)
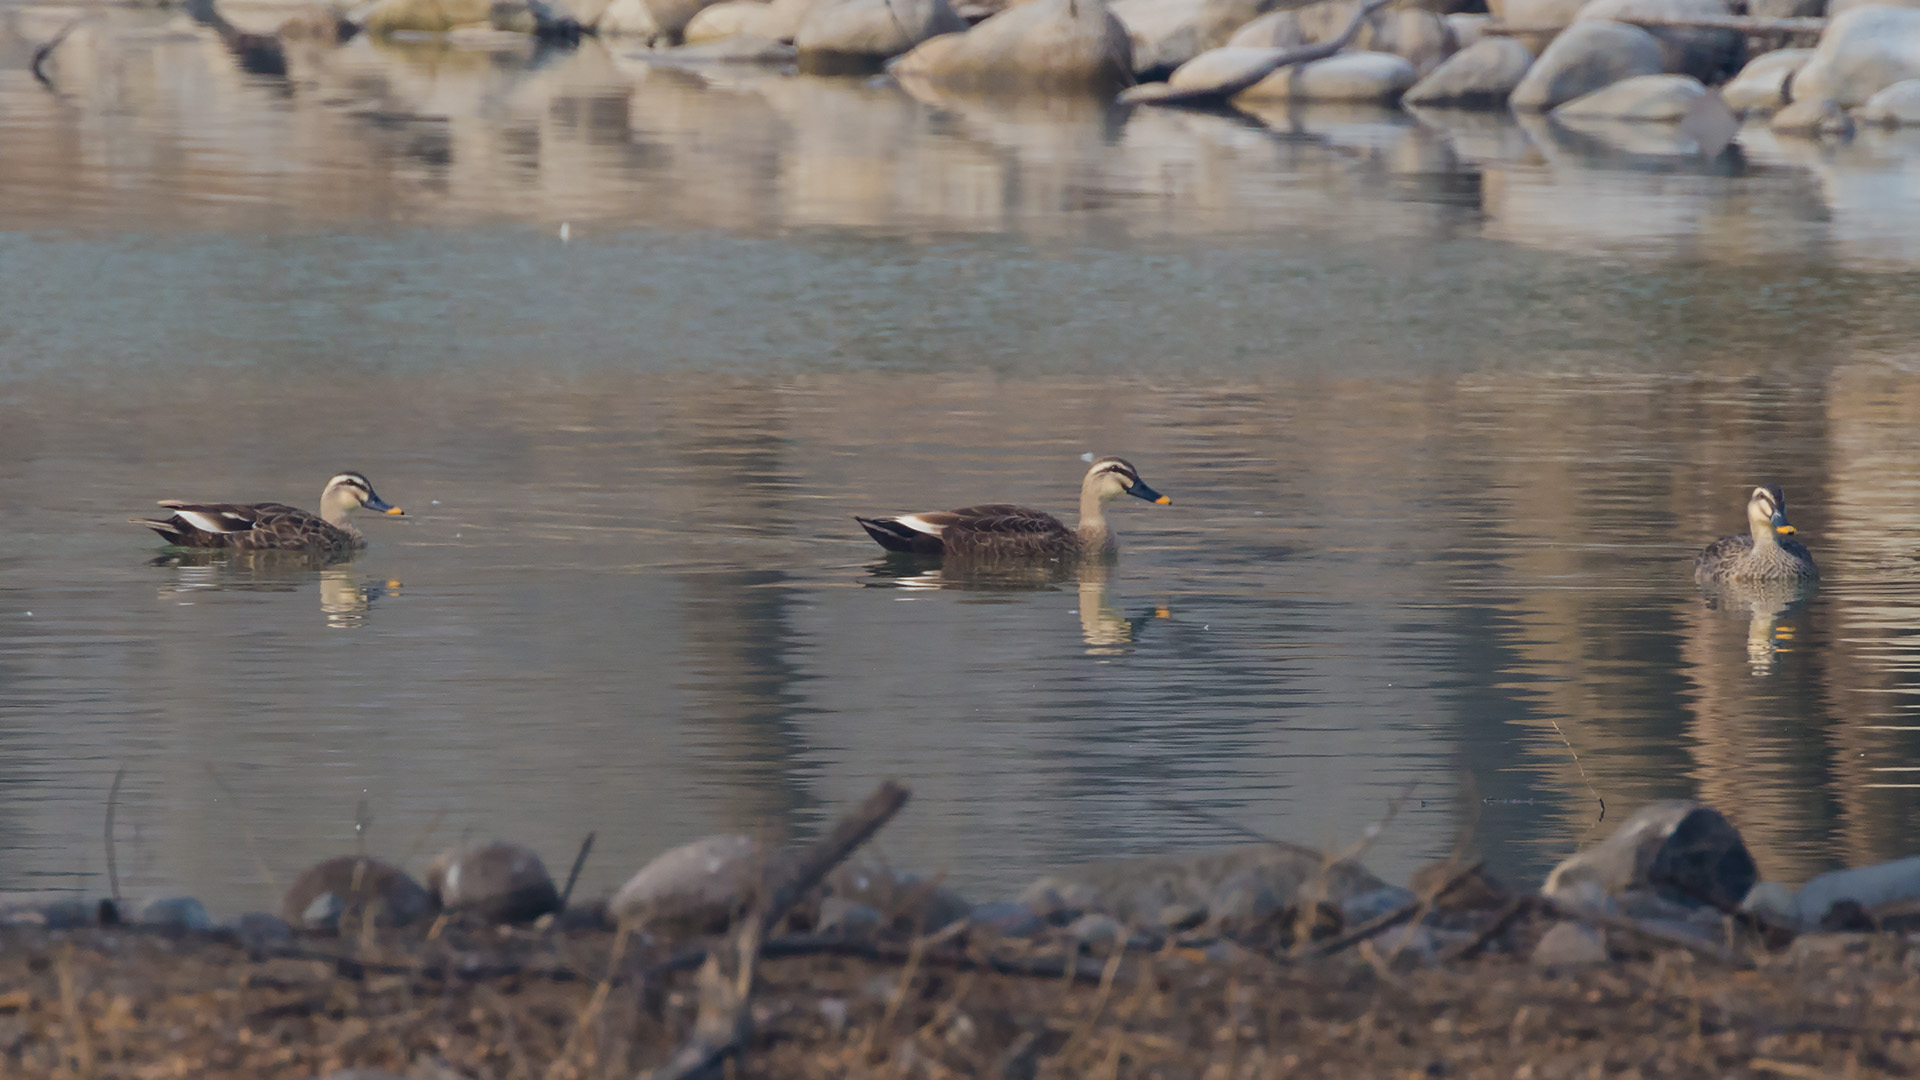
(10, 782, 1920, 1077)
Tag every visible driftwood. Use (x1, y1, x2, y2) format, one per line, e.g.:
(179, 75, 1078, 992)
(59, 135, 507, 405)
(1484, 13, 1825, 37)
(1118, 0, 1395, 107)
(643, 780, 913, 1080)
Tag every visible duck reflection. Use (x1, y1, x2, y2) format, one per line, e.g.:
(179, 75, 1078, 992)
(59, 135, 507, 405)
(151, 550, 399, 628)
(1697, 579, 1818, 675)
(864, 556, 1168, 654)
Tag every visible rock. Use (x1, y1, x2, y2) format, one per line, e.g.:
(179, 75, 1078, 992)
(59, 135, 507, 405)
(1066, 912, 1127, 949)
(1828, 0, 1920, 17)
(1574, 0, 1744, 83)
(645, 0, 728, 39)
(1228, 1, 1458, 74)
(752, 0, 836, 39)
(1769, 93, 1854, 134)
(361, 0, 494, 33)
(1403, 35, 1533, 105)
(1509, 20, 1665, 110)
(281, 856, 436, 930)
(1792, 854, 1920, 924)
(1445, 11, 1491, 48)
(1543, 801, 1756, 912)
(609, 834, 789, 933)
(1207, 868, 1284, 931)
(1111, 0, 1287, 75)
(888, 0, 1135, 93)
(966, 899, 1046, 938)
(1552, 72, 1707, 119)
(1720, 47, 1812, 113)
(819, 860, 972, 934)
(1018, 843, 1393, 927)
(426, 841, 560, 924)
(230, 911, 296, 951)
(796, 0, 965, 71)
(1499, 0, 1590, 51)
(816, 896, 885, 936)
(1532, 921, 1608, 966)
(1149, 44, 1294, 101)
(1739, 880, 1798, 923)
(137, 896, 214, 931)
(1235, 49, 1419, 101)
(1793, 5, 1920, 109)
(684, 0, 768, 39)
(641, 35, 799, 60)
(1863, 77, 1920, 124)
(1410, 860, 1511, 911)
(0, 892, 100, 930)
(596, 0, 662, 34)
(1748, 0, 1819, 15)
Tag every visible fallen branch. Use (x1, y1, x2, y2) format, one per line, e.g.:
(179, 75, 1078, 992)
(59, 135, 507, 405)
(1118, 0, 1393, 107)
(1541, 897, 1751, 969)
(559, 831, 596, 911)
(1310, 860, 1489, 959)
(642, 780, 912, 1080)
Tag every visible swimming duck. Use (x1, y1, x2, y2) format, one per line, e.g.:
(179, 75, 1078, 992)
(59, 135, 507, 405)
(1693, 484, 1818, 584)
(856, 456, 1170, 559)
(133, 471, 404, 556)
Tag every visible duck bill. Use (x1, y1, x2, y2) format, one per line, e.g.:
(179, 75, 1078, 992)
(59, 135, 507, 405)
(366, 493, 405, 516)
(1771, 511, 1794, 536)
(1130, 482, 1171, 505)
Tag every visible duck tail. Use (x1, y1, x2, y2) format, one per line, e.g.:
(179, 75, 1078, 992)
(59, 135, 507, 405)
(856, 516, 942, 555)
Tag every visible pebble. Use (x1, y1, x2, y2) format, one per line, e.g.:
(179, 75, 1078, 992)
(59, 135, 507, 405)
(1532, 922, 1608, 967)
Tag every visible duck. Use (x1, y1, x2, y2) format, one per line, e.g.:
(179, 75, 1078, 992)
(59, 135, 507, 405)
(133, 471, 404, 556)
(856, 456, 1170, 560)
(1693, 484, 1818, 584)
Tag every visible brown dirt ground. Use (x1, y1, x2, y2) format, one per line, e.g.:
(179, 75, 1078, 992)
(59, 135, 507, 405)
(3, 918, 1918, 1080)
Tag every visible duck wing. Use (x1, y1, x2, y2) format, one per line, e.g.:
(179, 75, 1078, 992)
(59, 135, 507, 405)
(936, 504, 1073, 558)
(135, 501, 328, 551)
(1693, 532, 1754, 583)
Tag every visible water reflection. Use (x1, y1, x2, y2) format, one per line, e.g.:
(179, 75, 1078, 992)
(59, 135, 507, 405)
(152, 551, 399, 629)
(864, 557, 1169, 654)
(1697, 581, 1817, 676)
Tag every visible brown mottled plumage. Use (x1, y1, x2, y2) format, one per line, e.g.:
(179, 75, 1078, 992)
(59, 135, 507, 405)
(133, 471, 404, 557)
(857, 457, 1170, 560)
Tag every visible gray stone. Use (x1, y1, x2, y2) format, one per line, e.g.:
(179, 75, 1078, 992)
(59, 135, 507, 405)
(644, 0, 726, 39)
(1019, 843, 1393, 926)
(427, 841, 560, 924)
(1207, 869, 1283, 931)
(1793, 5, 1920, 108)
(1532, 921, 1608, 966)
(1227, 1, 1458, 75)
(1863, 77, 1920, 125)
(609, 834, 787, 933)
(966, 899, 1047, 937)
(1445, 11, 1491, 48)
(1510, 20, 1666, 110)
(230, 911, 296, 950)
(1748, 0, 1819, 15)
(137, 896, 214, 931)
(1235, 49, 1419, 102)
(683, 0, 768, 39)
(819, 859, 972, 934)
(1339, 883, 1419, 924)
(1066, 912, 1127, 948)
(1794, 855, 1920, 923)
(1828, 0, 1920, 18)
(1574, 0, 1744, 83)
(1769, 93, 1854, 135)
(596, 0, 662, 34)
(1153, 44, 1293, 99)
(0, 892, 98, 930)
(752, 0, 836, 39)
(1403, 35, 1533, 105)
(1497, 0, 1589, 52)
(282, 856, 436, 930)
(1552, 73, 1708, 119)
(796, 0, 965, 70)
(1720, 48, 1812, 114)
(888, 0, 1135, 92)
(1543, 801, 1755, 911)
(1111, 0, 1287, 75)
(816, 897, 885, 936)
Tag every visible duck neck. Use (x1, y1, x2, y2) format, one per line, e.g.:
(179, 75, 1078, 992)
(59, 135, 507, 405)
(1076, 486, 1113, 553)
(1749, 520, 1780, 551)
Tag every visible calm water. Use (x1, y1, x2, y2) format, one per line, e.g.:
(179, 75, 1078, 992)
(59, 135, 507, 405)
(5, 9, 1920, 915)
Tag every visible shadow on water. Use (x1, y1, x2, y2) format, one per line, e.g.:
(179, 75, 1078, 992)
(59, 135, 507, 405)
(149, 550, 402, 630)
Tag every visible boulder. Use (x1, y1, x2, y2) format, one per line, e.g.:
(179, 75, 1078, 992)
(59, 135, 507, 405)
(1863, 77, 1920, 123)
(1792, 5, 1920, 108)
(281, 856, 436, 929)
(1542, 801, 1756, 912)
(1228, 1, 1458, 74)
(816, 859, 972, 933)
(1532, 921, 1608, 966)
(1769, 92, 1854, 133)
(1574, 0, 1744, 83)
(426, 841, 560, 924)
(1552, 72, 1707, 118)
(1235, 49, 1418, 100)
(1509, 19, 1665, 110)
(753, 0, 837, 38)
(815, 897, 885, 936)
(1793, 855, 1920, 925)
(1499, 0, 1590, 51)
(230, 911, 296, 951)
(1445, 11, 1491, 47)
(1018, 842, 1396, 927)
(1144, 44, 1292, 100)
(644, 35, 799, 59)
(136, 896, 214, 930)
(361, 0, 494, 32)
(888, 0, 1135, 93)
(1403, 35, 1533, 104)
(796, 0, 965, 71)
(596, 0, 662, 34)
(683, 0, 768, 39)
(608, 834, 790, 933)
(1720, 47, 1812, 113)
(1828, 0, 1920, 17)
(1749, 0, 1820, 15)
(1111, 0, 1286, 75)
(645, 0, 727, 38)
(0, 892, 103, 929)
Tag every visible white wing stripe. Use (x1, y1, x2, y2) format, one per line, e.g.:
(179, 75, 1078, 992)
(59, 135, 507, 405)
(895, 515, 945, 536)
(176, 510, 249, 534)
